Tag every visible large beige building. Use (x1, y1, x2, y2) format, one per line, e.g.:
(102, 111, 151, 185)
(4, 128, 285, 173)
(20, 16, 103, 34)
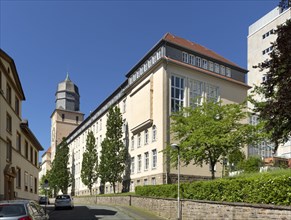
(0, 49, 43, 200)
(64, 33, 249, 195)
(247, 6, 291, 158)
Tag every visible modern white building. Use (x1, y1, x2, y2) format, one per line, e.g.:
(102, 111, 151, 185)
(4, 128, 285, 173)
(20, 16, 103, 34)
(63, 33, 250, 195)
(0, 49, 43, 200)
(247, 5, 291, 158)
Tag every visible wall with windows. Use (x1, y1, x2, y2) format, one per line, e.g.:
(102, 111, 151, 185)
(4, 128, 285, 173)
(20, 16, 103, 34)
(0, 49, 43, 201)
(247, 7, 291, 158)
(65, 34, 249, 195)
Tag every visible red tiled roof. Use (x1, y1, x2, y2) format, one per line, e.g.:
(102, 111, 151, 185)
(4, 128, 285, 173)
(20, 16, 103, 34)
(163, 33, 244, 70)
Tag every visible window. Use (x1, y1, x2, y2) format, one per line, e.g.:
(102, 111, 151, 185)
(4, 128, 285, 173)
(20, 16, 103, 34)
(151, 177, 156, 185)
(196, 57, 201, 67)
(131, 136, 134, 150)
(220, 65, 225, 75)
(152, 125, 157, 142)
(24, 172, 28, 191)
(226, 68, 231, 77)
(6, 113, 12, 133)
(25, 141, 29, 159)
(144, 179, 148, 186)
(30, 146, 33, 163)
(189, 55, 194, 65)
(144, 130, 148, 145)
(76, 116, 79, 124)
(171, 75, 184, 112)
(16, 132, 21, 152)
(100, 119, 102, 131)
(30, 175, 33, 192)
(144, 152, 149, 171)
(209, 61, 214, 71)
(152, 149, 157, 169)
(6, 138, 12, 162)
(137, 155, 142, 172)
(62, 114, 65, 121)
(206, 84, 219, 103)
(15, 96, 20, 116)
(16, 168, 21, 188)
(34, 150, 37, 166)
(122, 120, 126, 133)
(131, 157, 135, 174)
(182, 52, 188, 63)
(189, 79, 203, 108)
(34, 178, 37, 194)
(137, 133, 141, 148)
(6, 83, 11, 105)
(214, 63, 220, 73)
(202, 59, 208, 69)
(122, 99, 126, 113)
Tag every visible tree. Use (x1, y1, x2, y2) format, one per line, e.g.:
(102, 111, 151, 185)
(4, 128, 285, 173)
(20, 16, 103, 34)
(170, 101, 262, 179)
(99, 106, 127, 193)
(238, 156, 263, 173)
(50, 138, 71, 194)
(81, 131, 98, 195)
(251, 19, 291, 153)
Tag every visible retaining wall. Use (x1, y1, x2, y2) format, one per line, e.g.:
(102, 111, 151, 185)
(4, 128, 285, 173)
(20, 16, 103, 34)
(74, 196, 291, 220)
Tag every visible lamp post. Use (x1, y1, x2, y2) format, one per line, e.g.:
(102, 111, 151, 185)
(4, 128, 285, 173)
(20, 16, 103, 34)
(171, 143, 180, 220)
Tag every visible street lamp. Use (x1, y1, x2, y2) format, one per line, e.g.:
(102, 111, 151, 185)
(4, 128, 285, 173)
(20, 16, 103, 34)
(171, 143, 180, 220)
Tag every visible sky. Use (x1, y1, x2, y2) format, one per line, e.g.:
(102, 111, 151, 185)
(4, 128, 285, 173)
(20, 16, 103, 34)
(0, 0, 279, 155)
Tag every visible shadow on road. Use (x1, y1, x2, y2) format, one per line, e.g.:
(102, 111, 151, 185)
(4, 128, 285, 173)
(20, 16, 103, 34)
(46, 205, 117, 220)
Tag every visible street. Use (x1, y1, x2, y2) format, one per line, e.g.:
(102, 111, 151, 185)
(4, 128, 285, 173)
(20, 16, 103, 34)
(44, 205, 136, 220)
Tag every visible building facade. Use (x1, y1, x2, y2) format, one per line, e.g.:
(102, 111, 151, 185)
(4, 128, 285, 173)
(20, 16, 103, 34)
(247, 5, 291, 158)
(39, 147, 51, 181)
(0, 49, 43, 200)
(64, 33, 249, 195)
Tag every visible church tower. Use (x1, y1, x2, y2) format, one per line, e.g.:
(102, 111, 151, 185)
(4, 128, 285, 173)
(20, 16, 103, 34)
(50, 74, 84, 161)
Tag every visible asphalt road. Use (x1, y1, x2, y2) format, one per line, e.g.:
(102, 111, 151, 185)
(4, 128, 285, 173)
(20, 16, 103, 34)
(44, 204, 163, 220)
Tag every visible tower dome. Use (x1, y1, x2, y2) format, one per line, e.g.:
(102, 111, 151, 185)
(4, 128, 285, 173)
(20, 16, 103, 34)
(55, 73, 80, 111)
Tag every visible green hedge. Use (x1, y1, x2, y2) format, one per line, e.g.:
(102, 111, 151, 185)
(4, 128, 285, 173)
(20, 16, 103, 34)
(135, 170, 291, 205)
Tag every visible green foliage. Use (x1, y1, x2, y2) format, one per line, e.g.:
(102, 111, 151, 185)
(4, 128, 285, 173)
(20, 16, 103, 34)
(251, 19, 291, 152)
(99, 106, 127, 193)
(227, 149, 246, 172)
(39, 174, 53, 197)
(49, 138, 72, 194)
(81, 131, 98, 195)
(135, 170, 291, 205)
(238, 156, 263, 173)
(169, 100, 262, 179)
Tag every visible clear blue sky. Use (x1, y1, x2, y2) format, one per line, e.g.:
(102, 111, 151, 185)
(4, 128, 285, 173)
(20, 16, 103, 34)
(1, 0, 279, 154)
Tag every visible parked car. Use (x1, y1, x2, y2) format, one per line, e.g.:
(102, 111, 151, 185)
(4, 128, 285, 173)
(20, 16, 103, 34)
(54, 194, 74, 210)
(39, 196, 50, 205)
(0, 200, 49, 220)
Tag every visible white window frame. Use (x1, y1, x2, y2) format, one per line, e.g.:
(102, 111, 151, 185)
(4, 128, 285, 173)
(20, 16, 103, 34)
(144, 152, 149, 171)
(171, 75, 185, 112)
(202, 59, 208, 69)
(144, 130, 149, 145)
(152, 125, 157, 142)
(137, 154, 142, 173)
(182, 52, 189, 63)
(152, 149, 157, 169)
(196, 57, 202, 67)
(209, 61, 214, 71)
